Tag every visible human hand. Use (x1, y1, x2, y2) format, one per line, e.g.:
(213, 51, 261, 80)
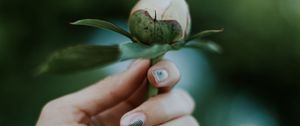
(36, 59, 198, 126)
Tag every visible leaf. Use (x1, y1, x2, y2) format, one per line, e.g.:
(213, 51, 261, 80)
(186, 29, 224, 42)
(38, 43, 174, 74)
(184, 41, 222, 54)
(71, 19, 135, 41)
(171, 41, 186, 50)
(119, 43, 172, 61)
(37, 45, 120, 74)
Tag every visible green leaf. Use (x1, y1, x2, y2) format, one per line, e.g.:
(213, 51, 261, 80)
(186, 29, 224, 42)
(37, 42, 175, 74)
(119, 43, 172, 61)
(171, 41, 186, 50)
(184, 41, 222, 53)
(37, 45, 120, 74)
(71, 19, 135, 41)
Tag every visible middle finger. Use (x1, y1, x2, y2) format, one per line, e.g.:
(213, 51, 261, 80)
(120, 89, 195, 126)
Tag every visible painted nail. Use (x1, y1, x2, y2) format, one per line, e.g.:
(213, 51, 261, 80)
(121, 112, 145, 126)
(152, 69, 169, 84)
(129, 120, 144, 126)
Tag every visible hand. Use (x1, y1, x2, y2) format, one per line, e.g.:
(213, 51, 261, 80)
(36, 59, 198, 126)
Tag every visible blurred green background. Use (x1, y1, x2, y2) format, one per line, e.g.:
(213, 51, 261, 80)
(1, 0, 300, 126)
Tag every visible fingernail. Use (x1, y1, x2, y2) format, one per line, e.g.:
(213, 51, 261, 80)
(121, 112, 145, 126)
(152, 69, 169, 85)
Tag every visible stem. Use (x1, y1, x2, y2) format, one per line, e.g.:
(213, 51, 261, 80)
(146, 56, 163, 99)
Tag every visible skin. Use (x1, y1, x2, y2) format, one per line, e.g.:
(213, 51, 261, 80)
(36, 59, 199, 126)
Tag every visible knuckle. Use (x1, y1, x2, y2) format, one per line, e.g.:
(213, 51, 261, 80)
(40, 100, 60, 115)
(108, 89, 126, 103)
(41, 97, 69, 114)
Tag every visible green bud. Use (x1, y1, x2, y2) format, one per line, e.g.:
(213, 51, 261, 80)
(129, 0, 191, 45)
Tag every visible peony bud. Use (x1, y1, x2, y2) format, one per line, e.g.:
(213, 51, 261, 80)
(129, 0, 191, 45)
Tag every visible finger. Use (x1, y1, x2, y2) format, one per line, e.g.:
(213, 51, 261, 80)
(159, 116, 199, 126)
(147, 60, 180, 92)
(120, 89, 195, 126)
(62, 59, 150, 116)
(91, 79, 148, 126)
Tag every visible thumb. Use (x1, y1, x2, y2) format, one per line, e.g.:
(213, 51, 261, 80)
(66, 59, 150, 116)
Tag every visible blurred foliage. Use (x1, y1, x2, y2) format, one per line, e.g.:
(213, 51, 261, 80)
(0, 0, 300, 126)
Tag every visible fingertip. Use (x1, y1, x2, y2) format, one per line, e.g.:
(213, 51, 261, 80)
(128, 59, 150, 69)
(127, 59, 150, 71)
(147, 60, 180, 88)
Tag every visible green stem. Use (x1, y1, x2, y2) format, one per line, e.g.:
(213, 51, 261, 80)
(146, 56, 163, 99)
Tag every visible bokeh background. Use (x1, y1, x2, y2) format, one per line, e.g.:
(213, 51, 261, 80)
(1, 0, 300, 126)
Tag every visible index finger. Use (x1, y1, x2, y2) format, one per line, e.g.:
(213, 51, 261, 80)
(63, 59, 150, 116)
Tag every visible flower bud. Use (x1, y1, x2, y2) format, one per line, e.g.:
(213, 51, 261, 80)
(129, 0, 191, 45)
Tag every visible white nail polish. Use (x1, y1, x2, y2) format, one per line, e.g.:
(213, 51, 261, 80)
(121, 112, 145, 126)
(152, 69, 169, 83)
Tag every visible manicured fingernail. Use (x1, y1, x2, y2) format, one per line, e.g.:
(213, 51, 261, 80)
(121, 112, 145, 126)
(129, 120, 143, 126)
(152, 69, 169, 85)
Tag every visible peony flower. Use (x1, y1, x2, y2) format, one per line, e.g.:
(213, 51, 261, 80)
(129, 0, 191, 45)
(39, 0, 222, 93)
